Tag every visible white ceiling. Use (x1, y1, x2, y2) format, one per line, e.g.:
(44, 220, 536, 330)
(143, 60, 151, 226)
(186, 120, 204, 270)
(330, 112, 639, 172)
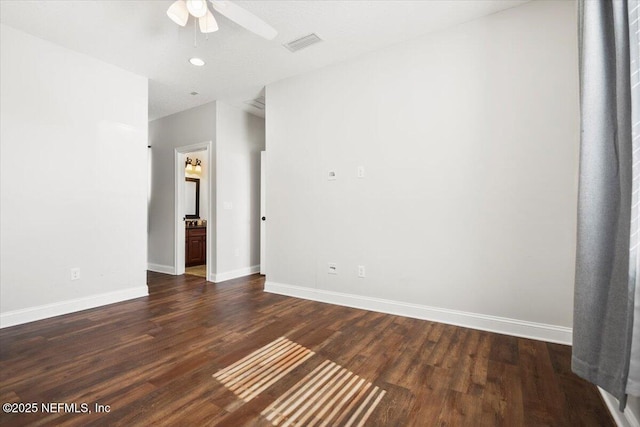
(0, 0, 529, 120)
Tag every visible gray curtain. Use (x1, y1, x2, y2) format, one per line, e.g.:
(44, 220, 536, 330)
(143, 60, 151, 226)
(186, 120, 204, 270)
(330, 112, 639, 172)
(573, 0, 635, 409)
(626, 0, 640, 397)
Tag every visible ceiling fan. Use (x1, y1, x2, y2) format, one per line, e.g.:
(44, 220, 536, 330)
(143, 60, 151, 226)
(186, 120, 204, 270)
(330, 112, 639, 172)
(167, 0, 277, 40)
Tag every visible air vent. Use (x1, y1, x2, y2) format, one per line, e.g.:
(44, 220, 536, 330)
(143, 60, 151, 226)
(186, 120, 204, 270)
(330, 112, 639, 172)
(283, 33, 323, 53)
(244, 95, 265, 110)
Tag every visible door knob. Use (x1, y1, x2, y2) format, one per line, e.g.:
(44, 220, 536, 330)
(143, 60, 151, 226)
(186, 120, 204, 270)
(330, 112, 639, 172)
(261, 216, 266, 221)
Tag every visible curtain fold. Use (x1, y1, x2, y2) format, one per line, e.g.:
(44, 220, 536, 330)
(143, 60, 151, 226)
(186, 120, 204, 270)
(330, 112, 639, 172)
(626, 0, 640, 397)
(573, 0, 635, 409)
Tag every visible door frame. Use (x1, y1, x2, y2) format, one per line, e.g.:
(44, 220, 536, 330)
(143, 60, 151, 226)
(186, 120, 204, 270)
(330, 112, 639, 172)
(174, 141, 214, 280)
(260, 151, 266, 275)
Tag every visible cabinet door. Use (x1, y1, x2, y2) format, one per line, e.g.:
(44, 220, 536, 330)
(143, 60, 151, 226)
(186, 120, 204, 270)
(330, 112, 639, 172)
(185, 228, 207, 267)
(187, 237, 203, 266)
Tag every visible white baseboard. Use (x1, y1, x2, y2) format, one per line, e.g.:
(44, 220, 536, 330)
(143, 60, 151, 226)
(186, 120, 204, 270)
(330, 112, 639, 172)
(598, 388, 640, 427)
(0, 286, 149, 329)
(264, 281, 572, 345)
(212, 265, 260, 283)
(147, 263, 176, 275)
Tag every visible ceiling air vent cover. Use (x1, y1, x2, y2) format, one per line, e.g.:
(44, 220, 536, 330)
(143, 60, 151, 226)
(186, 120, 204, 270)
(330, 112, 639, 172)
(245, 95, 265, 110)
(283, 33, 323, 53)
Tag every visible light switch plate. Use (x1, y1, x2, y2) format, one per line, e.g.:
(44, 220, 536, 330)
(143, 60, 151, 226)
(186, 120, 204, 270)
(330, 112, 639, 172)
(328, 170, 337, 181)
(358, 265, 365, 278)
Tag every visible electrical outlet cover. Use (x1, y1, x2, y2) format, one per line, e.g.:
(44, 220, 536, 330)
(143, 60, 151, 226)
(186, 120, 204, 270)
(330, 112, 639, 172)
(328, 263, 337, 274)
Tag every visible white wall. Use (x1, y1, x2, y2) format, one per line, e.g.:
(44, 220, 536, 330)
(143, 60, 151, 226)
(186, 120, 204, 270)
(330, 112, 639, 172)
(215, 103, 265, 280)
(0, 24, 148, 327)
(265, 0, 579, 343)
(185, 150, 208, 221)
(148, 102, 216, 270)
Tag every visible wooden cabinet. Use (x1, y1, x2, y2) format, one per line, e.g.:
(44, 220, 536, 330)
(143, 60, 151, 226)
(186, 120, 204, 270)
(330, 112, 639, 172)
(186, 226, 206, 267)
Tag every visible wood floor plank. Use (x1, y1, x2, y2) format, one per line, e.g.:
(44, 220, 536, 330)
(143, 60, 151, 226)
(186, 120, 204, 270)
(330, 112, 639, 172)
(518, 338, 569, 426)
(480, 360, 524, 426)
(0, 272, 615, 426)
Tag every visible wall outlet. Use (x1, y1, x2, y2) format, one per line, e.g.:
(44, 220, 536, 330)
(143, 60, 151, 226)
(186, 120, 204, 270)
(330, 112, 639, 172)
(357, 166, 365, 178)
(328, 263, 337, 275)
(70, 268, 80, 281)
(358, 265, 366, 278)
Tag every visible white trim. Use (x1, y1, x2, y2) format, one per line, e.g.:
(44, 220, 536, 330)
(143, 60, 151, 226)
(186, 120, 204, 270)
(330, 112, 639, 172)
(264, 281, 573, 345)
(598, 388, 640, 427)
(147, 263, 176, 275)
(260, 151, 266, 275)
(0, 286, 149, 329)
(212, 265, 260, 283)
(174, 149, 186, 276)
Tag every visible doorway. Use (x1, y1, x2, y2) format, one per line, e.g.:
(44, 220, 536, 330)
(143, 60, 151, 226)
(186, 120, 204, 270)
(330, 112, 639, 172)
(174, 141, 214, 280)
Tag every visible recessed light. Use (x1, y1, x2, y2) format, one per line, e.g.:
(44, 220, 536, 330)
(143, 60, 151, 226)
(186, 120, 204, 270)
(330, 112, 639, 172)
(189, 57, 205, 66)
(190, 91, 199, 96)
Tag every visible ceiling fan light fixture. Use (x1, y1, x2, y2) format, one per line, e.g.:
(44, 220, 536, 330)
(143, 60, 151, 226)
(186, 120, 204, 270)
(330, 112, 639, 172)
(167, 0, 278, 40)
(167, 0, 189, 26)
(186, 0, 208, 18)
(199, 10, 219, 33)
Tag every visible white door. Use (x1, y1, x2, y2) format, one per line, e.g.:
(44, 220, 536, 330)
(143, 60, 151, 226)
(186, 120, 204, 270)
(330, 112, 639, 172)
(260, 151, 266, 275)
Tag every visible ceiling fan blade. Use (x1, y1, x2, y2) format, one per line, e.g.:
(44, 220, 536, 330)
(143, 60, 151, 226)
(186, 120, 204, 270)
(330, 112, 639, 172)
(209, 0, 277, 40)
(167, 0, 189, 27)
(199, 10, 219, 33)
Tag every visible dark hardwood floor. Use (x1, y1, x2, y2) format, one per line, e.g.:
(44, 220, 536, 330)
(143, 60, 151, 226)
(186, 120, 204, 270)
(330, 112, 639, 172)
(0, 272, 614, 426)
